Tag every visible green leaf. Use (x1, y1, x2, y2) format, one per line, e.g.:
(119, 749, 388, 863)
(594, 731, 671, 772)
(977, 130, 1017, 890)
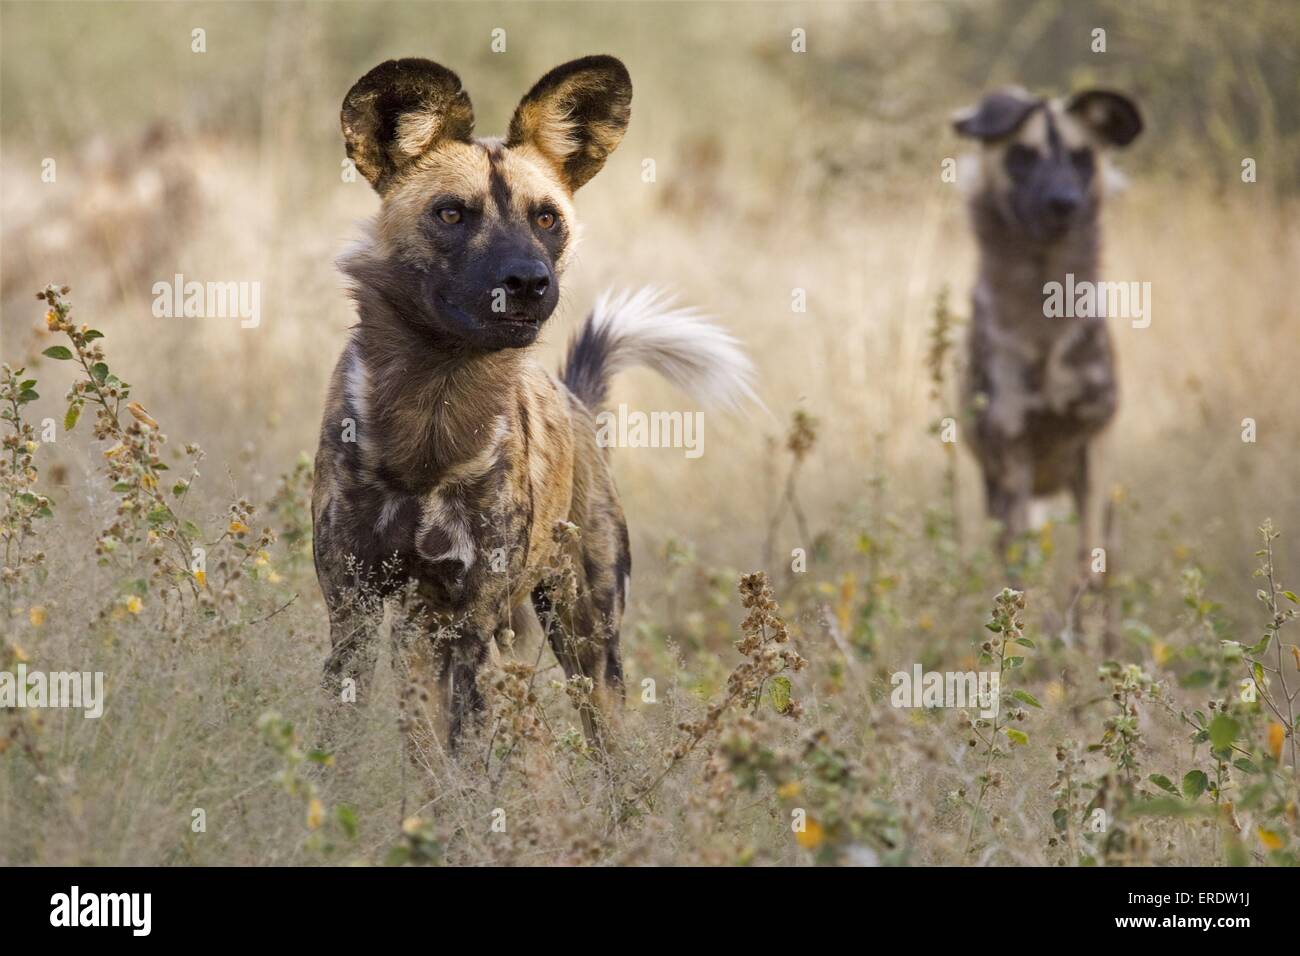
(91, 362, 109, 383)
(385, 846, 411, 866)
(1284, 591, 1299, 604)
(1233, 757, 1260, 775)
(146, 505, 173, 527)
(42, 346, 73, 360)
(1005, 656, 1025, 669)
(768, 675, 792, 714)
(1051, 808, 1068, 831)
(83, 329, 104, 341)
(18, 389, 39, 402)
(1005, 728, 1029, 746)
(1209, 713, 1239, 751)
(1149, 774, 1180, 796)
(306, 749, 333, 765)
(1179, 670, 1213, 689)
(1182, 770, 1209, 800)
(64, 402, 81, 431)
(1013, 636, 1036, 648)
(1011, 689, 1042, 709)
(1247, 633, 1272, 656)
(335, 804, 358, 840)
(1131, 796, 1197, 817)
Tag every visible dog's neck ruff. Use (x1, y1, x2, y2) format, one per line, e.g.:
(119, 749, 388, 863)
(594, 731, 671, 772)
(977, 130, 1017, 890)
(970, 189, 1101, 334)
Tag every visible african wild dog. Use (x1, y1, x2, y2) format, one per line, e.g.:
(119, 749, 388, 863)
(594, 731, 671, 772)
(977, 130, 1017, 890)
(952, 87, 1142, 569)
(312, 56, 756, 753)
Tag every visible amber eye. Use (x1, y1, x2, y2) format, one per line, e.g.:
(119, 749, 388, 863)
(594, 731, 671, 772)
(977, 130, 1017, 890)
(536, 211, 557, 230)
(437, 207, 462, 225)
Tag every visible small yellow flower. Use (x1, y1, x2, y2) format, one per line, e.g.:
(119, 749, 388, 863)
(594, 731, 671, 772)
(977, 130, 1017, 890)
(194, 570, 207, 588)
(125, 595, 143, 615)
(268, 570, 283, 584)
(228, 520, 249, 535)
(254, 550, 270, 567)
(1268, 722, 1285, 762)
(12, 644, 28, 664)
(1258, 827, 1284, 851)
(795, 817, 825, 850)
(1037, 521, 1054, 558)
(776, 781, 802, 800)
(28, 606, 46, 627)
(140, 473, 157, 491)
(401, 816, 424, 836)
(306, 797, 324, 831)
(1152, 641, 1172, 667)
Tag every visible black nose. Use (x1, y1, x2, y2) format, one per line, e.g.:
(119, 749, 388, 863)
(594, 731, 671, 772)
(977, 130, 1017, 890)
(1046, 191, 1080, 219)
(497, 259, 550, 301)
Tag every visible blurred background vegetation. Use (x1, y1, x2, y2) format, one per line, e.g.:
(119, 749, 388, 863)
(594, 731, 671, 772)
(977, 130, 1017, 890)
(4, 0, 1297, 203)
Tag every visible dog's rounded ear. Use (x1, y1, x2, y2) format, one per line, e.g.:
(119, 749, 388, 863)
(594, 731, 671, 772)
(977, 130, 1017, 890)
(506, 55, 632, 192)
(952, 88, 1040, 141)
(341, 58, 475, 194)
(1066, 89, 1143, 148)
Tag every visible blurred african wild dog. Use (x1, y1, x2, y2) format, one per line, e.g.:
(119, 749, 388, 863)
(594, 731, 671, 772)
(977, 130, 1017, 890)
(952, 87, 1142, 570)
(312, 56, 756, 753)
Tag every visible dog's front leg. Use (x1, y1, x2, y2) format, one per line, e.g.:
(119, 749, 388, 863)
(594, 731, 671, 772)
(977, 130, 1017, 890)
(988, 455, 1033, 569)
(1070, 443, 1097, 583)
(314, 597, 383, 774)
(395, 609, 494, 763)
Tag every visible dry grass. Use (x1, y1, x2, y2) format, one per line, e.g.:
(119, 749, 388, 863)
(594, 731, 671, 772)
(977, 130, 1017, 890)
(2, 0, 1298, 866)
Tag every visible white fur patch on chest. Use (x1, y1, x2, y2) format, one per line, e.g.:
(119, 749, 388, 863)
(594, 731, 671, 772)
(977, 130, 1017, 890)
(411, 415, 511, 571)
(416, 492, 477, 568)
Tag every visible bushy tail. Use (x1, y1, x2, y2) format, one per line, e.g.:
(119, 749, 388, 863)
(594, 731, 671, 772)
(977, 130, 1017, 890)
(561, 287, 759, 412)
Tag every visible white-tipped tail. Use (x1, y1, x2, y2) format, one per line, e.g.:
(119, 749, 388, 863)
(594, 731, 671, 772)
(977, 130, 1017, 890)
(561, 287, 759, 412)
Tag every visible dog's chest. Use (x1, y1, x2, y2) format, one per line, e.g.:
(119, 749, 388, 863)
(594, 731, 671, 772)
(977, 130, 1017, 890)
(324, 414, 534, 609)
(400, 433, 536, 606)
